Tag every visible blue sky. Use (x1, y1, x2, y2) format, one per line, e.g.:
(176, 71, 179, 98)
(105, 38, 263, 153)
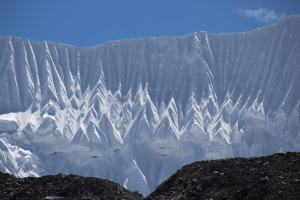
(0, 0, 299, 47)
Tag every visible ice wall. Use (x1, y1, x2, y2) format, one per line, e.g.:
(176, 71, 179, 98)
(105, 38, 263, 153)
(0, 15, 299, 195)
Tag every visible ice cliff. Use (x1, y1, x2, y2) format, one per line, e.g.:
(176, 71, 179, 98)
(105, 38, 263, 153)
(0, 15, 299, 195)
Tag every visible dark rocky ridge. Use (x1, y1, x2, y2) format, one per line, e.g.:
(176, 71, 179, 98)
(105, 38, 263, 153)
(0, 173, 143, 200)
(147, 152, 300, 200)
(0, 152, 299, 199)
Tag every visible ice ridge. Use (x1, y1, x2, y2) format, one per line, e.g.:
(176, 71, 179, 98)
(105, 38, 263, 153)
(0, 15, 299, 195)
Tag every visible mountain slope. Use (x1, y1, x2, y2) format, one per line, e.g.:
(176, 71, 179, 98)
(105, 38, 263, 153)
(147, 152, 300, 200)
(0, 172, 143, 199)
(0, 15, 299, 195)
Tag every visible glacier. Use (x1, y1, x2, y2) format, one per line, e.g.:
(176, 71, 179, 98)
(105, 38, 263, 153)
(0, 15, 300, 195)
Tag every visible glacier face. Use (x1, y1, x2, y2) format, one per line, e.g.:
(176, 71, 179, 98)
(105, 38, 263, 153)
(0, 15, 300, 195)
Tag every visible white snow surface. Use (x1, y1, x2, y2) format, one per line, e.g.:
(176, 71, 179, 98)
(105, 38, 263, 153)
(0, 15, 300, 195)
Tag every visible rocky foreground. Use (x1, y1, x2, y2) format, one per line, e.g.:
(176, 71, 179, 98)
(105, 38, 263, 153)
(0, 173, 143, 200)
(147, 152, 300, 200)
(0, 152, 299, 199)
